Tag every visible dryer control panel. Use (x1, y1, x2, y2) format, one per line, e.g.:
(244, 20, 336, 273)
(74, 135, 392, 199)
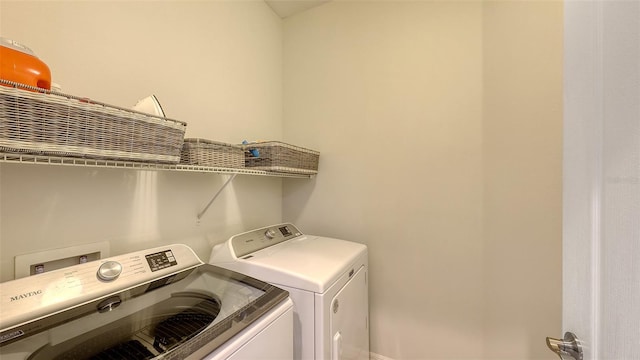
(230, 223, 302, 258)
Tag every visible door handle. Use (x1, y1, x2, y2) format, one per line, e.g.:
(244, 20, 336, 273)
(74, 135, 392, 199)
(332, 331, 342, 360)
(546, 332, 583, 360)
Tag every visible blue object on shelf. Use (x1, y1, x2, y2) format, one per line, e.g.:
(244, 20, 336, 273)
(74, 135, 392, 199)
(242, 140, 260, 158)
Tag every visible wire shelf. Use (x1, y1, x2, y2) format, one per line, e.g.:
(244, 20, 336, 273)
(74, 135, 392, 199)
(0, 152, 313, 178)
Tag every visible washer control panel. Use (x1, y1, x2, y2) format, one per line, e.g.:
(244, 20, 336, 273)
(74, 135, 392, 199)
(0, 244, 203, 336)
(230, 223, 302, 258)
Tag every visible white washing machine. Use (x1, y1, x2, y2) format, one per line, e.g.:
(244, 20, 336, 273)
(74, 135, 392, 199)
(0, 244, 293, 360)
(209, 223, 369, 360)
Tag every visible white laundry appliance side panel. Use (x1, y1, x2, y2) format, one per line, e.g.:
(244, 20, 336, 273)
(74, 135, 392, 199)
(205, 258, 316, 359)
(273, 284, 317, 360)
(315, 254, 369, 360)
(196, 298, 294, 360)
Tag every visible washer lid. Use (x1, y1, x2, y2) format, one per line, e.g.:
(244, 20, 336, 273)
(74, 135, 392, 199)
(210, 224, 367, 293)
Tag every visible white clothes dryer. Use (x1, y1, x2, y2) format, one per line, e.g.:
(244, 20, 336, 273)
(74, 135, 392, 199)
(210, 223, 369, 360)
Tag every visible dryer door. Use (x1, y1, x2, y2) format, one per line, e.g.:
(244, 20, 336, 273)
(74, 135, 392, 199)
(329, 266, 369, 360)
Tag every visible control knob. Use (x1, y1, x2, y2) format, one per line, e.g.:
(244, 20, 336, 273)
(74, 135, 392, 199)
(264, 228, 277, 239)
(97, 261, 122, 281)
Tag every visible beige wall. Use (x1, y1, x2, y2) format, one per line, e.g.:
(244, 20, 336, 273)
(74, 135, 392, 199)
(282, 2, 485, 358)
(483, 2, 563, 359)
(283, 1, 562, 359)
(482, 2, 563, 359)
(0, 1, 284, 281)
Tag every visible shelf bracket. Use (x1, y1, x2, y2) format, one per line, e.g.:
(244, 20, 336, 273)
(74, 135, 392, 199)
(197, 173, 238, 221)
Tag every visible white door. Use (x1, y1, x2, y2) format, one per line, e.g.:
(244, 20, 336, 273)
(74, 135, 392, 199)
(558, 1, 640, 360)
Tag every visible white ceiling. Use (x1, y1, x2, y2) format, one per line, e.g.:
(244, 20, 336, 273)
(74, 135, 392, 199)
(264, 0, 331, 18)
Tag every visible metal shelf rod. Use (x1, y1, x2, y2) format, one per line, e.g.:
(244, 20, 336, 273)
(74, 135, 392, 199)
(197, 173, 237, 221)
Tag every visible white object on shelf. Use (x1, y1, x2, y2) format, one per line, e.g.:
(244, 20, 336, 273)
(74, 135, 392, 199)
(132, 94, 165, 117)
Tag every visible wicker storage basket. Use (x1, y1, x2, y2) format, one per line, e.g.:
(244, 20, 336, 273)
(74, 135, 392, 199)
(180, 138, 244, 168)
(243, 141, 319, 174)
(0, 80, 186, 163)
